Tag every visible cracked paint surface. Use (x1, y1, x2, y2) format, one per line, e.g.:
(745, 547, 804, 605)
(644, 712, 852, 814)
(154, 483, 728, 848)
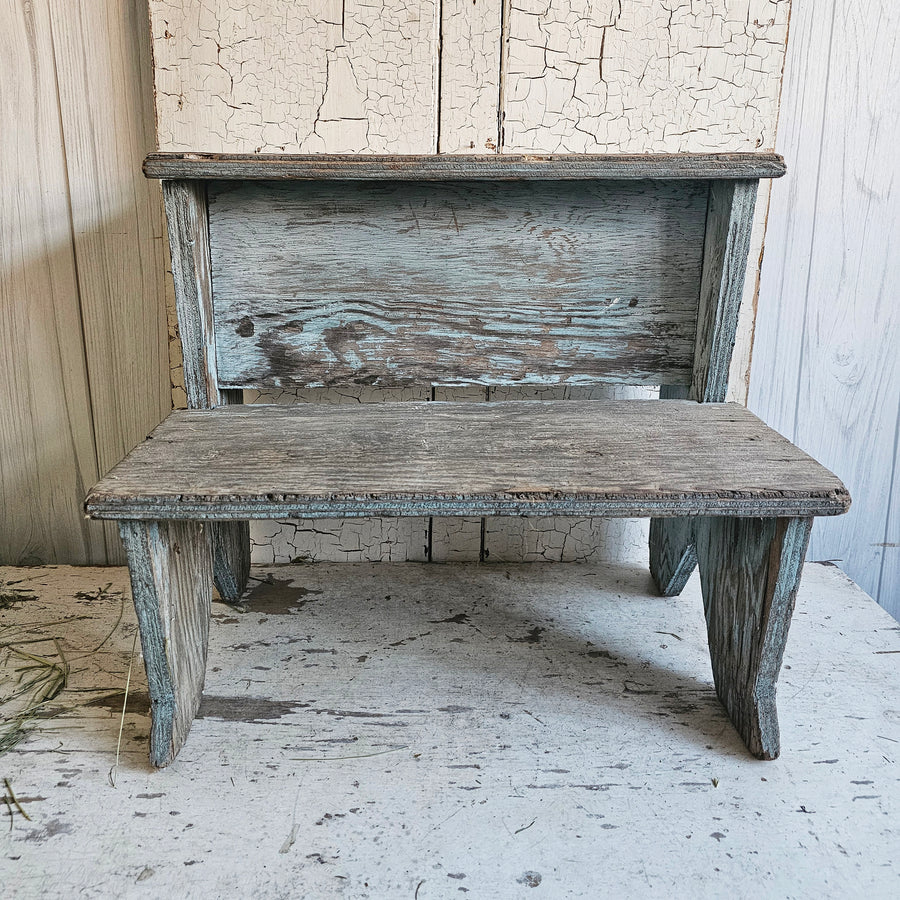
(151, 0, 439, 153)
(439, 0, 502, 152)
(502, 0, 790, 153)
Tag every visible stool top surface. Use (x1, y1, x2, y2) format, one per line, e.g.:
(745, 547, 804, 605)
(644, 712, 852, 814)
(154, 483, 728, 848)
(86, 400, 848, 521)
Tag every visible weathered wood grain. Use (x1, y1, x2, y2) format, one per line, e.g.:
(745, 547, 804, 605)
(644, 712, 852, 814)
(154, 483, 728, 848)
(693, 180, 759, 402)
(211, 520, 250, 604)
(162, 180, 223, 408)
(694, 516, 813, 760)
(649, 518, 697, 597)
(86, 401, 850, 521)
(119, 519, 213, 767)
(163, 181, 250, 592)
(209, 179, 707, 389)
(145, 152, 787, 181)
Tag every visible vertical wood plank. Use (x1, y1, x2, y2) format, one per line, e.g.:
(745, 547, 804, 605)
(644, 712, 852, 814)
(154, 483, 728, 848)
(750, 0, 900, 616)
(48, 0, 172, 563)
(438, 0, 503, 153)
(728, 181, 773, 404)
(212, 520, 251, 604)
(695, 516, 813, 760)
(119, 519, 213, 767)
(692, 180, 759, 403)
(162, 180, 222, 409)
(162, 179, 249, 593)
(0, 0, 105, 565)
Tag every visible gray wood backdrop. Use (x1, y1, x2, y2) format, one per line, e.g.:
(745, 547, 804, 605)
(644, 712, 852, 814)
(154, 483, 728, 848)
(0, 0, 170, 566)
(749, 0, 899, 618)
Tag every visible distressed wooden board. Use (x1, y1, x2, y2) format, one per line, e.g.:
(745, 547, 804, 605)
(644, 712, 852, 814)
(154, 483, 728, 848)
(728, 179, 773, 404)
(482, 384, 653, 566)
(85, 401, 849, 519)
(501, 0, 791, 154)
(438, 0, 503, 153)
(750, 0, 900, 619)
(0, 0, 105, 565)
(149, 0, 440, 154)
(145, 152, 787, 180)
(649, 517, 697, 597)
(692, 180, 759, 402)
(695, 516, 813, 760)
(162, 181, 224, 408)
(119, 520, 214, 767)
(209, 179, 707, 389)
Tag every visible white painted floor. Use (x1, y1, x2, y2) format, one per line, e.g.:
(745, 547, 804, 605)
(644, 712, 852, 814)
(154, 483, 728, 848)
(1, 561, 898, 899)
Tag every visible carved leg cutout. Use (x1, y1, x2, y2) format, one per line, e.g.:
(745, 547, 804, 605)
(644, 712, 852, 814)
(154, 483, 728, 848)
(119, 520, 213, 767)
(695, 516, 813, 760)
(650, 517, 697, 596)
(211, 521, 250, 604)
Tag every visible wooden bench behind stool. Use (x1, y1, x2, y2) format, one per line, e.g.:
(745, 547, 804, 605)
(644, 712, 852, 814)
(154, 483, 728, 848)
(85, 153, 849, 767)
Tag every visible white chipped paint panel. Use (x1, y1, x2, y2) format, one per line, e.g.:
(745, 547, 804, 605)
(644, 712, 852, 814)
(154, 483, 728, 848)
(150, 0, 440, 153)
(484, 517, 649, 565)
(439, 0, 503, 152)
(250, 518, 428, 564)
(501, 0, 790, 154)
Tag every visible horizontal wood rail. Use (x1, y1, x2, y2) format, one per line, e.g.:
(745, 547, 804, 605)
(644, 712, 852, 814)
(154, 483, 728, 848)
(143, 152, 787, 181)
(86, 400, 848, 521)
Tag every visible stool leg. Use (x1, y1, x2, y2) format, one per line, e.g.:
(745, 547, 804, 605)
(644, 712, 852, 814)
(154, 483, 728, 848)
(119, 520, 213, 767)
(649, 517, 697, 596)
(211, 521, 250, 604)
(695, 515, 813, 759)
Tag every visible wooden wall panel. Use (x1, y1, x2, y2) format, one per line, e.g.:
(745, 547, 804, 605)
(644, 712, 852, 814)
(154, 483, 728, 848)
(0, 0, 105, 564)
(48, 0, 171, 563)
(750, 0, 900, 617)
(0, 0, 173, 566)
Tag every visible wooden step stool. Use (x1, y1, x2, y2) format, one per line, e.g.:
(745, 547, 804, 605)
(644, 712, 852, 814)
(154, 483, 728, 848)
(85, 153, 849, 767)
